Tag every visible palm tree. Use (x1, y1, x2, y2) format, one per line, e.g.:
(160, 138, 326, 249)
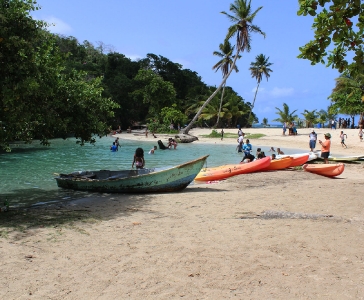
(262, 117, 268, 127)
(182, 0, 265, 134)
(246, 54, 273, 127)
(212, 40, 240, 127)
(301, 109, 318, 128)
(273, 103, 298, 124)
(317, 109, 329, 128)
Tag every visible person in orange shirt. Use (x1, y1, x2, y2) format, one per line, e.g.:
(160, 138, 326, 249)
(319, 133, 331, 164)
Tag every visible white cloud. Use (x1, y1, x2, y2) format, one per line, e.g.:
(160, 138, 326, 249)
(269, 87, 294, 98)
(174, 59, 191, 69)
(125, 54, 143, 61)
(44, 16, 72, 34)
(252, 87, 295, 99)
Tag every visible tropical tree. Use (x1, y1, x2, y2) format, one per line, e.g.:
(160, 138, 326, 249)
(183, 0, 265, 134)
(297, 0, 364, 75)
(212, 40, 240, 127)
(246, 53, 273, 126)
(130, 69, 176, 117)
(301, 109, 318, 128)
(262, 117, 268, 127)
(328, 74, 364, 124)
(0, 0, 118, 151)
(273, 103, 298, 124)
(317, 109, 329, 128)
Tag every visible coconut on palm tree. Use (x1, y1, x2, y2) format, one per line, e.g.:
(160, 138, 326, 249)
(182, 0, 265, 134)
(246, 54, 273, 127)
(212, 40, 240, 127)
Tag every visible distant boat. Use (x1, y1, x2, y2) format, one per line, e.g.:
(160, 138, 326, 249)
(55, 155, 208, 193)
(303, 163, 345, 177)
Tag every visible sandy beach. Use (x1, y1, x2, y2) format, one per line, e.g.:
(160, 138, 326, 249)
(1, 127, 364, 299)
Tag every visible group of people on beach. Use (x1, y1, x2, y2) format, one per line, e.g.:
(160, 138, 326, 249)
(282, 122, 297, 136)
(233, 127, 283, 163)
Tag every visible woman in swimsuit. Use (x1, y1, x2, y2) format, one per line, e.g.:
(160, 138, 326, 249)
(132, 147, 145, 169)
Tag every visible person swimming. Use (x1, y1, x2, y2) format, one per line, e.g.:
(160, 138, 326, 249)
(149, 146, 157, 154)
(277, 148, 284, 155)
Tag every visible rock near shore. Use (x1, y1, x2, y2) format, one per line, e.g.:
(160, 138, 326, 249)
(175, 134, 199, 143)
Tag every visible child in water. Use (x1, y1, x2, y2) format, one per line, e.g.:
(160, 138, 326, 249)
(132, 147, 145, 169)
(149, 146, 157, 154)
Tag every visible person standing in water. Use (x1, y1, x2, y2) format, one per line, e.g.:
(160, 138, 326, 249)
(319, 133, 331, 164)
(132, 148, 145, 169)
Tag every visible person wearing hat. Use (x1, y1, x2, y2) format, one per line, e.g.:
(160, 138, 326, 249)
(319, 133, 331, 164)
(309, 130, 317, 152)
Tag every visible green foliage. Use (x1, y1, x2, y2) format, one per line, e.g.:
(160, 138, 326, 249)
(328, 74, 364, 115)
(203, 129, 222, 138)
(297, 0, 364, 75)
(201, 130, 265, 139)
(302, 109, 318, 128)
(0, 0, 118, 151)
(273, 103, 298, 124)
(247, 54, 273, 126)
(131, 69, 177, 116)
(246, 133, 265, 139)
(160, 104, 187, 126)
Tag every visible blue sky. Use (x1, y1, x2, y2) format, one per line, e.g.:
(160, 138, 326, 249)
(32, 0, 341, 124)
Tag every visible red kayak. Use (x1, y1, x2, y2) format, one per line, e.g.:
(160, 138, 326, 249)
(302, 163, 345, 177)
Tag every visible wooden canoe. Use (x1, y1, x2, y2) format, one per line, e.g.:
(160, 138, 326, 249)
(261, 156, 294, 171)
(302, 163, 345, 177)
(194, 156, 271, 181)
(55, 155, 209, 193)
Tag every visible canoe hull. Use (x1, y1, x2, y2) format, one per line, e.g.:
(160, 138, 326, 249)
(55, 155, 208, 193)
(302, 163, 345, 177)
(195, 156, 271, 181)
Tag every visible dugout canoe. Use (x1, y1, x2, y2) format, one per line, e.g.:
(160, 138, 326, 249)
(55, 155, 208, 193)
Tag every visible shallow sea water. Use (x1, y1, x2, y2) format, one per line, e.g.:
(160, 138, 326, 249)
(0, 136, 302, 208)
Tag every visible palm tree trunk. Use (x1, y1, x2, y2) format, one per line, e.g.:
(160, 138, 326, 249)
(214, 84, 226, 128)
(183, 51, 241, 134)
(245, 81, 260, 127)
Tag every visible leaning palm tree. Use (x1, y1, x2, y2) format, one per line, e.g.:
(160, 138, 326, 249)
(182, 0, 265, 134)
(246, 54, 273, 126)
(273, 103, 298, 124)
(212, 40, 240, 127)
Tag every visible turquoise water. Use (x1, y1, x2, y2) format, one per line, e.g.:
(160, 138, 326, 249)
(0, 136, 302, 208)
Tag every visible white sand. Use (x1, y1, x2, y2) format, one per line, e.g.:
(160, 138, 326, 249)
(1, 127, 364, 299)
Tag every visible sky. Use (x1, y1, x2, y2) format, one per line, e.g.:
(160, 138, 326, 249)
(32, 0, 343, 124)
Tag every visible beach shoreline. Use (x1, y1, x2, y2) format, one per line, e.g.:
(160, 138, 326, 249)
(1, 126, 364, 299)
(114, 127, 364, 156)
